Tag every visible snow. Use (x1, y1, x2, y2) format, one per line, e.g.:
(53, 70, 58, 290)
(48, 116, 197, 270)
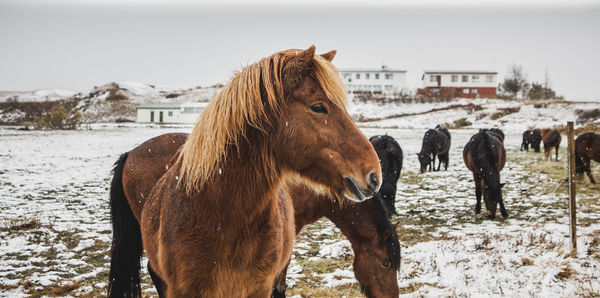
(1, 110, 599, 296)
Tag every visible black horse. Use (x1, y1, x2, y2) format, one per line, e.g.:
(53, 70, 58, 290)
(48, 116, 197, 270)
(463, 129, 508, 219)
(521, 129, 542, 152)
(417, 125, 451, 173)
(369, 135, 403, 216)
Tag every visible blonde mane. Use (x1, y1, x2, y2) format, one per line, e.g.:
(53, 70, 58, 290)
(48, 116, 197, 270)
(177, 49, 347, 194)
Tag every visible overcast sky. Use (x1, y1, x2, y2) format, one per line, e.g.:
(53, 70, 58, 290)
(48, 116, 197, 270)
(1, 0, 599, 100)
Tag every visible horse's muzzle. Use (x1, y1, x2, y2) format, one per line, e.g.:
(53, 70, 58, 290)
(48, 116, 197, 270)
(344, 177, 376, 202)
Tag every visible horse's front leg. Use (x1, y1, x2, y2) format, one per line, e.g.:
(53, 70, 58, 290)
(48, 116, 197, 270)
(432, 154, 437, 171)
(499, 199, 509, 218)
(148, 261, 167, 298)
(272, 258, 291, 298)
(584, 159, 596, 183)
(555, 145, 559, 161)
(474, 174, 482, 214)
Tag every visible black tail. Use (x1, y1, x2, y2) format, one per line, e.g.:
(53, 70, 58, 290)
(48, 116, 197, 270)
(108, 152, 143, 298)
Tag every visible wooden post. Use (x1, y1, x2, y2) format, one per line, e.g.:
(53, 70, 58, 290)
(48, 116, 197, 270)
(567, 121, 577, 252)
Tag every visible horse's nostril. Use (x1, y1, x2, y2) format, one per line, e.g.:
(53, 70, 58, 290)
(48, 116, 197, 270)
(367, 172, 378, 191)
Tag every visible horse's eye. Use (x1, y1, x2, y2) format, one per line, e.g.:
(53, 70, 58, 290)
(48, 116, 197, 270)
(381, 261, 390, 269)
(309, 103, 328, 114)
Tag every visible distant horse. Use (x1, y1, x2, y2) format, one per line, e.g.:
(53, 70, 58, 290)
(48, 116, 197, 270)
(575, 132, 600, 183)
(113, 132, 400, 298)
(521, 129, 542, 152)
(369, 135, 403, 216)
(463, 129, 508, 219)
(417, 125, 451, 173)
(108, 47, 383, 297)
(542, 129, 562, 161)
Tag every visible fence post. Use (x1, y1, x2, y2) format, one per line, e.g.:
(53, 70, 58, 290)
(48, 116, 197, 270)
(567, 121, 577, 252)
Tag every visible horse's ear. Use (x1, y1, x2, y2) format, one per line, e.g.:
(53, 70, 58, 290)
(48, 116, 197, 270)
(294, 45, 316, 69)
(500, 183, 506, 188)
(320, 50, 336, 61)
(283, 45, 316, 92)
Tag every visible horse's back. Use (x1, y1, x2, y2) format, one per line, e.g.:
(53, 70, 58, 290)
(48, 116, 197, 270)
(122, 133, 189, 220)
(463, 130, 505, 173)
(576, 132, 600, 161)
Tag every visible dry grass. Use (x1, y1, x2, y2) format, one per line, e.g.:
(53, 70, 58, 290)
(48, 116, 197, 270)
(554, 265, 574, 281)
(0, 217, 42, 232)
(490, 107, 520, 120)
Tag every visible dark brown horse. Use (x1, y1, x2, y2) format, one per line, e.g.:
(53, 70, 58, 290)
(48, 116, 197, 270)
(521, 129, 542, 152)
(575, 132, 600, 183)
(273, 182, 400, 298)
(463, 129, 507, 219)
(542, 128, 562, 161)
(369, 135, 403, 216)
(108, 47, 383, 297)
(417, 125, 451, 173)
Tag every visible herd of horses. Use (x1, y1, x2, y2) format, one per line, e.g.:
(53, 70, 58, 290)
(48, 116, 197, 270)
(106, 47, 599, 297)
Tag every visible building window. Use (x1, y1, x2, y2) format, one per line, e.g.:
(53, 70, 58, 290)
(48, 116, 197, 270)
(472, 88, 478, 94)
(430, 75, 437, 82)
(431, 88, 440, 94)
(463, 88, 470, 94)
(356, 73, 360, 79)
(472, 75, 479, 83)
(365, 73, 370, 79)
(486, 75, 494, 83)
(168, 111, 173, 116)
(462, 75, 469, 82)
(375, 73, 380, 80)
(385, 73, 393, 80)
(451, 75, 458, 82)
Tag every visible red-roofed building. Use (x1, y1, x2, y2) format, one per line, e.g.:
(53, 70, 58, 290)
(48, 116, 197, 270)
(418, 70, 498, 99)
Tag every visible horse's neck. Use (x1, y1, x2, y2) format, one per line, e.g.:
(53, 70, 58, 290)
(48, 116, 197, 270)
(200, 142, 281, 220)
(327, 201, 376, 250)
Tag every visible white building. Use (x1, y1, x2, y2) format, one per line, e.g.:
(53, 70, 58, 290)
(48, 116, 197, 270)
(340, 66, 408, 95)
(136, 102, 209, 124)
(420, 70, 498, 98)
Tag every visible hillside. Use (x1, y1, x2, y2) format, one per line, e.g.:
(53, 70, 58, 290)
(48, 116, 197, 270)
(0, 82, 221, 125)
(1, 84, 599, 132)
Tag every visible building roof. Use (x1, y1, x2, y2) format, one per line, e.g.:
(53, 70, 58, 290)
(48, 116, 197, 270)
(340, 66, 406, 73)
(136, 103, 182, 110)
(423, 70, 498, 75)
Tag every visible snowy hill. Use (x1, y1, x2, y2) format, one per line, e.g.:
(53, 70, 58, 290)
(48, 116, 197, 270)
(349, 97, 600, 133)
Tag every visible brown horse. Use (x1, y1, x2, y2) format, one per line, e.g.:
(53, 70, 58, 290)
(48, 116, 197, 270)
(542, 129, 562, 161)
(463, 129, 507, 219)
(272, 182, 400, 298)
(108, 47, 383, 297)
(114, 133, 400, 297)
(575, 132, 600, 183)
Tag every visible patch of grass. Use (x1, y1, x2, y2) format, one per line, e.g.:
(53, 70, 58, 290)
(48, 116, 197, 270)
(490, 107, 520, 120)
(0, 217, 41, 232)
(521, 257, 533, 266)
(26, 281, 82, 297)
(452, 117, 472, 128)
(399, 282, 444, 294)
(554, 265, 574, 281)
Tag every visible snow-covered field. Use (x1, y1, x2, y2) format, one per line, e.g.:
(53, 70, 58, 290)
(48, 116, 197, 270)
(0, 125, 599, 297)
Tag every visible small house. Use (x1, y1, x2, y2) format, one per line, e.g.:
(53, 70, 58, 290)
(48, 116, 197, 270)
(136, 102, 209, 124)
